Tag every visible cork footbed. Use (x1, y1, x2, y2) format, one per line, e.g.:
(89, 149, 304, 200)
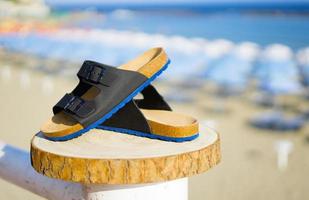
(141, 109, 199, 138)
(41, 47, 170, 138)
(43, 109, 199, 139)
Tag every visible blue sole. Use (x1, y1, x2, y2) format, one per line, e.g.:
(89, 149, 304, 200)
(97, 125, 199, 142)
(44, 60, 171, 141)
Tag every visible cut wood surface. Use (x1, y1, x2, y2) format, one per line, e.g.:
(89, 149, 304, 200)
(31, 126, 221, 184)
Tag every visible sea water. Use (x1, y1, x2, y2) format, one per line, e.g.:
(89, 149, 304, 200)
(51, 4, 309, 50)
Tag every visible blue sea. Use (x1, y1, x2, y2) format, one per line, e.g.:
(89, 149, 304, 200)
(1, 3, 308, 94)
(52, 3, 309, 50)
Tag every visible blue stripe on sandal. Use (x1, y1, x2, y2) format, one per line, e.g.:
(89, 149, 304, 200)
(97, 125, 199, 142)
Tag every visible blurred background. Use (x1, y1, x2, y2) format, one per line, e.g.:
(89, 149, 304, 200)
(0, 0, 309, 199)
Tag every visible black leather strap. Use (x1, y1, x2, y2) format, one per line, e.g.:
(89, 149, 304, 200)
(101, 84, 171, 133)
(53, 93, 95, 118)
(136, 84, 172, 111)
(77, 60, 117, 86)
(52, 61, 148, 127)
(102, 100, 152, 133)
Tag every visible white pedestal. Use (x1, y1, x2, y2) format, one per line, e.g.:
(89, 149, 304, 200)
(0, 141, 188, 200)
(84, 178, 188, 200)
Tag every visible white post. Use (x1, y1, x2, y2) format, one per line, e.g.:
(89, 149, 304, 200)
(84, 178, 188, 200)
(0, 141, 188, 200)
(0, 141, 83, 200)
(274, 140, 294, 172)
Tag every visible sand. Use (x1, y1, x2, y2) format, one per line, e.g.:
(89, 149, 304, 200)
(0, 53, 308, 200)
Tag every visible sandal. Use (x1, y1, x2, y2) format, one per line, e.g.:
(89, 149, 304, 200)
(98, 84, 199, 142)
(41, 47, 169, 141)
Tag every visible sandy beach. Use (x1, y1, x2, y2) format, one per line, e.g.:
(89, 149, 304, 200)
(0, 51, 308, 200)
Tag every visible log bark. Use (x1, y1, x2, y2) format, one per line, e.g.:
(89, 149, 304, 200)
(31, 126, 221, 184)
(0, 140, 189, 200)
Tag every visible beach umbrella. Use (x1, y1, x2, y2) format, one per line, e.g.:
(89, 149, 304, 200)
(22, 34, 56, 57)
(203, 39, 236, 80)
(205, 42, 260, 93)
(74, 29, 145, 64)
(162, 38, 234, 83)
(0, 32, 27, 52)
(250, 44, 304, 132)
(250, 112, 305, 131)
(254, 44, 302, 95)
(297, 47, 309, 87)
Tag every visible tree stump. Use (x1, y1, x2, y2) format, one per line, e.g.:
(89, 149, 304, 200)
(31, 126, 220, 184)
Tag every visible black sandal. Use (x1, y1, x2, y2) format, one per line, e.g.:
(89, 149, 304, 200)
(41, 48, 170, 141)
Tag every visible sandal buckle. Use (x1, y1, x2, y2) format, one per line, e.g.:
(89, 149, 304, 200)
(78, 64, 106, 84)
(64, 95, 84, 113)
(87, 65, 106, 83)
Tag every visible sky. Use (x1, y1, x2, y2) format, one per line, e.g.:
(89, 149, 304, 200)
(45, 0, 309, 5)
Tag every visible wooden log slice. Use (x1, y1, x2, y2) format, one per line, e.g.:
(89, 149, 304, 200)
(31, 126, 221, 184)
